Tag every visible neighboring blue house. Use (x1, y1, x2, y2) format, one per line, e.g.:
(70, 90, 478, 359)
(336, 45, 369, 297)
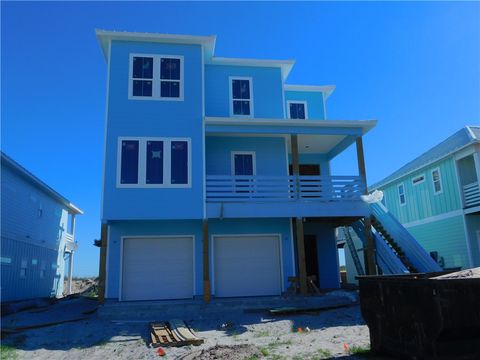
(370, 126, 480, 270)
(1, 152, 83, 302)
(96, 30, 377, 301)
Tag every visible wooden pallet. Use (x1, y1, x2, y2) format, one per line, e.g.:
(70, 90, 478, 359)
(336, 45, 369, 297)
(150, 319, 204, 347)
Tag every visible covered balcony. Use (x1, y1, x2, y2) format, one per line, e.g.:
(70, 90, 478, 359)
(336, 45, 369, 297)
(204, 117, 376, 218)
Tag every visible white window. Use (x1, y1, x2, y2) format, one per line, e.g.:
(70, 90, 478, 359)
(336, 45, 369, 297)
(287, 101, 308, 119)
(129, 54, 184, 100)
(1, 257, 11, 264)
(117, 137, 191, 188)
(229, 77, 253, 117)
(432, 168, 442, 194)
(412, 174, 425, 186)
(398, 183, 406, 206)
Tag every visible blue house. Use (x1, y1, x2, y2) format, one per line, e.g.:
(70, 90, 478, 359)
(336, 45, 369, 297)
(96, 30, 377, 301)
(370, 126, 480, 270)
(1, 152, 83, 302)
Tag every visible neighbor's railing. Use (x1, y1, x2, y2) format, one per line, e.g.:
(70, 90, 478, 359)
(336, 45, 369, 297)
(463, 181, 480, 208)
(206, 175, 365, 203)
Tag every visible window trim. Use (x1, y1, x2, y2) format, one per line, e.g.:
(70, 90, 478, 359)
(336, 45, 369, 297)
(116, 137, 192, 188)
(231, 151, 257, 176)
(287, 100, 308, 119)
(431, 168, 443, 195)
(229, 76, 254, 117)
(398, 183, 406, 206)
(412, 174, 425, 186)
(128, 53, 184, 101)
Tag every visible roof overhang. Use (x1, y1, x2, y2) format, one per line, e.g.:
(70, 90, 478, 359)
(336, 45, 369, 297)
(95, 29, 217, 62)
(1, 152, 83, 215)
(207, 57, 295, 81)
(284, 84, 336, 99)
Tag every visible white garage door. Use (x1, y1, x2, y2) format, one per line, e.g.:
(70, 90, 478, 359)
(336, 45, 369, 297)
(122, 237, 193, 301)
(214, 235, 282, 297)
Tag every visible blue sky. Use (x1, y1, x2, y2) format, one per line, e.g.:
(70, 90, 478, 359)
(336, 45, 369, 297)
(2, 2, 479, 276)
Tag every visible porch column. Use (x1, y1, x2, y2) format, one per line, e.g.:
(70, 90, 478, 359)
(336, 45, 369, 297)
(291, 135, 308, 295)
(71, 214, 76, 236)
(203, 219, 211, 302)
(356, 137, 377, 275)
(98, 223, 108, 303)
(67, 251, 74, 295)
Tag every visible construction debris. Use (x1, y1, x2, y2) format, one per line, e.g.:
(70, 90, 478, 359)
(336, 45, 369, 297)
(433, 267, 480, 279)
(150, 319, 204, 347)
(269, 301, 359, 316)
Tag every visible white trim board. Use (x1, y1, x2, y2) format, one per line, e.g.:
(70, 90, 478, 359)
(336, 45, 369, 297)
(402, 209, 464, 229)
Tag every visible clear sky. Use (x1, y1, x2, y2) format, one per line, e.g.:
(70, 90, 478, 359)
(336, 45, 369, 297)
(2, 2, 479, 276)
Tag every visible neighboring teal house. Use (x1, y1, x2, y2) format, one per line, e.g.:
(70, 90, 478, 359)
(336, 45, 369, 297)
(371, 126, 480, 270)
(1, 152, 83, 302)
(96, 30, 377, 301)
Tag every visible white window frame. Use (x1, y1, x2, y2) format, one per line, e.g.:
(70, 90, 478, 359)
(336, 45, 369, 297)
(117, 137, 192, 188)
(398, 183, 406, 206)
(431, 168, 443, 195)
(231, 151, 257, 176)
(287, 100, 308, 119)
(128, 53, 184, 101)
(412, 174, 425, 186)
(229, 76, 254, 117)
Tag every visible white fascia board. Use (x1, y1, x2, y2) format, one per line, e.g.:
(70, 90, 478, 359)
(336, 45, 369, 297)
(204, 117, 377, 134)
(284, 84, 336, 99)
(208, 57, 295, 81)
(95, 29, 216, 62)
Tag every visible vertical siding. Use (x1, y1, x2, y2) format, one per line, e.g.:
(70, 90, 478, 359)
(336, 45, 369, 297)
(1, 165, 70, 301)
(465, 214, 480, 267)
(406, 215, 469, 269)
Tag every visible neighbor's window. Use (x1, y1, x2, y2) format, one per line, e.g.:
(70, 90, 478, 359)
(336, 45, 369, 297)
(288, 102, 307, 119)
(412, 175, 425, 186)
(20, 259, 27, 278)
(130, 54, 183, 100)
(432, 168, 442, 194)
(118, 137, 191, 188)
(231, 78, 253, 116)
(398, 183, 406, 205)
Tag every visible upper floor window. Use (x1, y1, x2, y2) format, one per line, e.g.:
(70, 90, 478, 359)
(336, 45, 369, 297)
(412, 174, 425, 186)
(287, 101, 308, 119)
(431, 168, 442, 194)
(117, 137, 191, 188)
(129, 54, 183, 100)
(398, 183, 406, 206)
(230, 77, 253, 117)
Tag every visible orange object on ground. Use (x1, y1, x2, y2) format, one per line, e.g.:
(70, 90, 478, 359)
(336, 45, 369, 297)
(343, 343, 349, 352)
(156, 347, 166, 356)
(297, 327, 303, 333)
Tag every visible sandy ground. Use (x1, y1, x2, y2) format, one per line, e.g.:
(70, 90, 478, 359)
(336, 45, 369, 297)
(1, 291, 393, 360)
(63, 278, 98, 296)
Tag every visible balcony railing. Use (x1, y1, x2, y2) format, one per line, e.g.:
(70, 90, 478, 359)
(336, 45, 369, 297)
(463, 181, 480, 208)
(206, 175, 365, 203)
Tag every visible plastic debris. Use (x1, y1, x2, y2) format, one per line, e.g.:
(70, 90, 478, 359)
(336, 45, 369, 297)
(156, 347, 166, 356)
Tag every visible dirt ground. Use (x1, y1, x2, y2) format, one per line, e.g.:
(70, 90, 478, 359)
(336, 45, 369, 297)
(1, 290, 394, 360)
(63, 278, 98, 297)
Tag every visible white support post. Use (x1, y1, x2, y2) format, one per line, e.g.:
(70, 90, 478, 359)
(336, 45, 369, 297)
(71, 214, 76, 236)
(68, 252, 74, 295)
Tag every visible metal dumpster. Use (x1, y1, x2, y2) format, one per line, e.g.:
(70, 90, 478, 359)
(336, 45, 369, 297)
(357, 272, 480, 360)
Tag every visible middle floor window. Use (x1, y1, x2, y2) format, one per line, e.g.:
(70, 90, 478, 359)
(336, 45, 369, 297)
(230, 77, 253, 116)
(117, 137, 191, 188)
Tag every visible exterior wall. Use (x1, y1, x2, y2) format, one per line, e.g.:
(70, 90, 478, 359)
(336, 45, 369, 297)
(284, 91, 325, 120)
(102, 41, 204, 221)
(205, 65, 284, 118)
(206, 136, 288, 176)
(405, 215, 469, 269)
(105, 218, 294, 299)
(380, 157, 462, 224)
(304, 223, 340, 289)
(1, 165, 70, 301)
(344, 231, 364, 284)
(465, 214, 480, 267)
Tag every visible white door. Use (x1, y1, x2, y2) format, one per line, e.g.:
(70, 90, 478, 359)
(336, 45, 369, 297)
(214, 235, 282, 297)
(121, 237, 193, 301)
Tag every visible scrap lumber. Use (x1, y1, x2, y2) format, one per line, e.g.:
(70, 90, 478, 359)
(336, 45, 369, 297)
(269, 302, 359, 316)
(150, 320, 203, 348)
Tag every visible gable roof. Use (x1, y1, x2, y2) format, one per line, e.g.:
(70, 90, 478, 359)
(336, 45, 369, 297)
(371, 126, 480, 189)
(1, 152, 83, 214)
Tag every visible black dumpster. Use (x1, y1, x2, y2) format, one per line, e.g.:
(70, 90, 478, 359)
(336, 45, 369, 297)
(357, 272, 480, 360)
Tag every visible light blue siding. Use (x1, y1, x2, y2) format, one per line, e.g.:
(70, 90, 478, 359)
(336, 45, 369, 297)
(285, 91, 325, 120)
(205, 65, 284, 118)
(105, 218, 294, 299)
(103, 41, 204, 221)
(206, 136, 288, 176)
(465, 214, 480, 267)
(1, 165, 71, 301)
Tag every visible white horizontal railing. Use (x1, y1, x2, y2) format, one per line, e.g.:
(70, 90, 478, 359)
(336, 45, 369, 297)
(206, 175, 365, 203)
(463, 181, 480, 208)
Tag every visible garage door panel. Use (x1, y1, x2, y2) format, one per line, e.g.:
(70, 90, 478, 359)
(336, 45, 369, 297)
(214, 235, 281, 297)
(122, 237, 193, 301)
